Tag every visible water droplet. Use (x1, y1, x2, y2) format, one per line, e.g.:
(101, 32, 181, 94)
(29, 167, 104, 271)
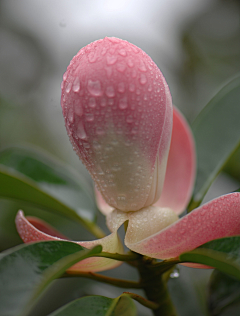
(148, 85, 152, 92)
(68, 108, 74, 123)
(87, 80, 102, 96)
(60, 81, 64, 89)
(66, 82, 72, 93)
(107, 55, 117, 65)
(140, 73, 147, 85)
(88, 51, 97, 63)
(118, 82, 125, 93)
(116, 63, 126, 73)
(106, 86, 115, 97)
(100, 98, 107, 107)
(63, 72, 67, 81)
(77, 121, 87, 139)
(101, 46, 107, 55)
(73, 77, 80, 92)
(138, 61, 147, 72)
(83, 142, 90, 148)
(74, 103, 83, 116)
(85, 113, 94, 122)
(89, 97, 96, 108)
(119, 49, 127, 56)
(119, 97, 128, 109)
(96, 127, 105, 135)
(126, 115, 133, 123)
(170, 269, 180, 279)
(127, 58, 134, 67)
(129, 83, 135, 92)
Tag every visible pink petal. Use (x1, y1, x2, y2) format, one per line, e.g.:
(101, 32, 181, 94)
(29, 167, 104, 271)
(154, 106, 196, 215)
(125, 193, 240, 259)
(16, 211, 123, 272)
(95, 187, 114, 215)
(61, 37, 173, 212)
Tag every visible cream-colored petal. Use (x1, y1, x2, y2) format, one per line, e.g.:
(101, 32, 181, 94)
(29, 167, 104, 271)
(124, 206, 178, 253)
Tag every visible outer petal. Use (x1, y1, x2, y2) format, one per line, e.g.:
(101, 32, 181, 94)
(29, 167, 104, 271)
(154, 106, 196, 215)
(16, 211, 123, 272)
(61, 37, 172, 212)
(125, 193, 240, 259)
(95, 187, 114, 215)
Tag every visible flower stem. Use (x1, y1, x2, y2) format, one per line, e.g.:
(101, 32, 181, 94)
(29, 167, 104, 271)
(123, 291, 159, 310)
(63, 271, 141, 288)
(137, 259, 178, 316)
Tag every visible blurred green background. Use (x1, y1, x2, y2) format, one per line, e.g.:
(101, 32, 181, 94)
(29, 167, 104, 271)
(0, 0, 240, 315)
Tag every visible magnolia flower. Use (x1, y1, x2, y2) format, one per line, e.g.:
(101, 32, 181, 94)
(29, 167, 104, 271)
(16, 37, 240, 272)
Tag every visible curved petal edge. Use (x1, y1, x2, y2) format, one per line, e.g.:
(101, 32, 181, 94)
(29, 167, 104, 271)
(16, 210, 123, 272)
(125, 193, 240, 260)
(154, 106, 196, 215)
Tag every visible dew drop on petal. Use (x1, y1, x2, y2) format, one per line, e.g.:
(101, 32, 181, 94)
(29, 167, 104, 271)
(119, 48, 127, 56)
(89, 97, 96, 108)
(96, 127, 105, 136)
(68, 108, 74, 123)
(127, 58, 134, 67)
(106, 86, 115, 97)
(66, 82, 72, 93)
(88, 51, 97, 63)
(138, 60, 147, 72)
(116, 63, 126, 73)
(140, 73, 147, 85)
(63, 72, 67, 81)
(119, 97, 128, 110)
(73, 77, 80, 92)
(85, 113, 94, 122)
(77, 121, 87, 139)
(100, 98, 107, 107)
(118, 82, 125, 93)
(107, 55, 117, 65)
(87, 80, 102, 96)
(129, 83, 135, 92)
(126, 115, 133, 123)
(74, 103, 83, 116)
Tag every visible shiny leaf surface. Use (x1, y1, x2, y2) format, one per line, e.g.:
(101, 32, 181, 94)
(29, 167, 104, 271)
(190, 75, 240, 209)
(48, 294, 136, 316)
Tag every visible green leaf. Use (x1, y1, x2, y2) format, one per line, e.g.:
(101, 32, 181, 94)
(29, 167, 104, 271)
(208, 270, 240, 316)
(0, 146, 97, 221)
(0, 240, 102, 316)
(180, 247, 240, 280)
(190, 75, 240, 209)
(199, 236, 240, 260)
(48, 294, 136, 316)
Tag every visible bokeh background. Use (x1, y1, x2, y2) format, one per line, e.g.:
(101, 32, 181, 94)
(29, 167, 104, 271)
(0, 0, 240, 315)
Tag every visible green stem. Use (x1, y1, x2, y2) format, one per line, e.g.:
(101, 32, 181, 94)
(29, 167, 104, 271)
(63, 271, 142, 289)
(137, 259, 178, 316)
(123, 291, 159, 310)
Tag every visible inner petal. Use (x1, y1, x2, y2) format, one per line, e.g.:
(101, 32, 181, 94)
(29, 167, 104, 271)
(125, 206, 178, 245)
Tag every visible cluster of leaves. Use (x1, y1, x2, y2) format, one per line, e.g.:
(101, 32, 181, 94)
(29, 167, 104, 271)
(0, 75, 240, 315)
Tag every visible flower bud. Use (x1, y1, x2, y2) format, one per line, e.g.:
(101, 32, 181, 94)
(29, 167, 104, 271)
(61, 37, 172, 212)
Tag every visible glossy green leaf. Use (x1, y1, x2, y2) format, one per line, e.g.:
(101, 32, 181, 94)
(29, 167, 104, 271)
(199, 236, 240, 260)
(48, 294, 136, 316)
(0, 241, 102, 316)
(0, 146, 97, 221)
(208, 270, 240, 316)
(180, 248, 240, 280)
(190, 75, 240, 209)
